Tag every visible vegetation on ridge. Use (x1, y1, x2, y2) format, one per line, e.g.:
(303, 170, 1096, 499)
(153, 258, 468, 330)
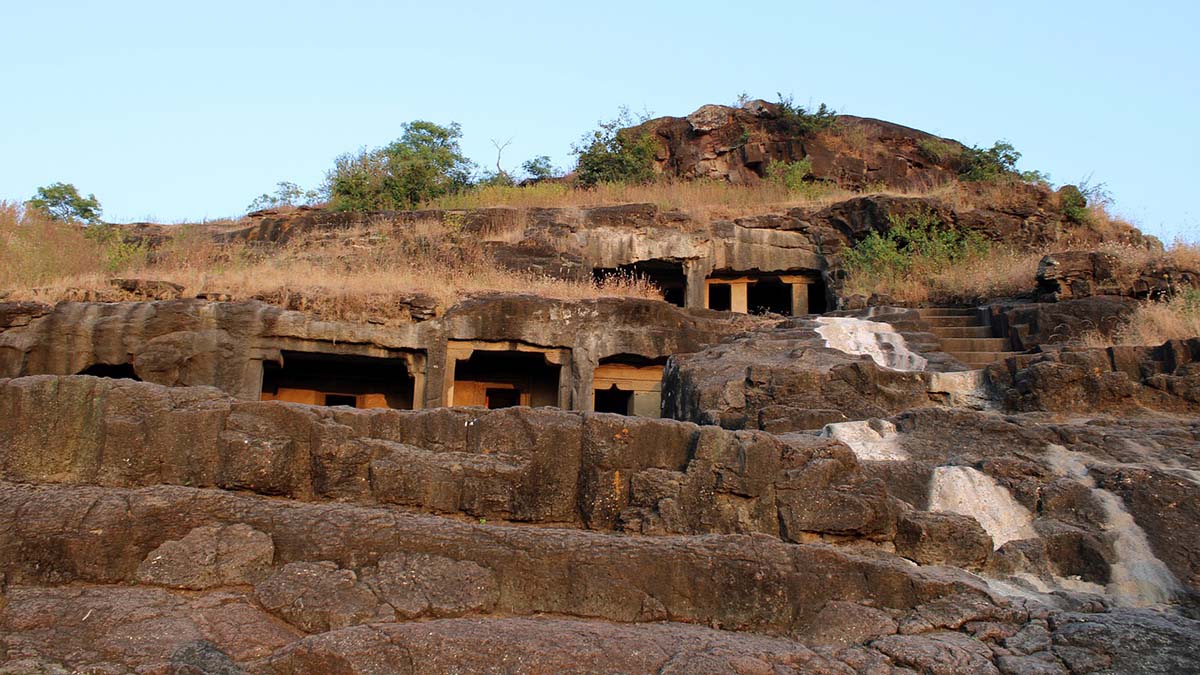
(837, 209, 1033, 304)
(572, 107, 658, 187)
(26, 182, 102, 224)
(326, 121, 476, 211)
(0, 201, 662, 321)
(774, 93, 838, 135)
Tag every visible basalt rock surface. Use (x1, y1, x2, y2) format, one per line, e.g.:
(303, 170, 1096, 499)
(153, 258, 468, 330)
(986, 339, 1200, 412)
(1036, 250, 1198, 303)
(663, 308, 964, 432)
(2, 371, 1199, 672)
(628, 102, 964, 191)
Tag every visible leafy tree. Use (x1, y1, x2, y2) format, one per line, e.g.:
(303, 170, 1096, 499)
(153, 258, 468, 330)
(960, 141, 1048, 184)
(521, 155, 559, 181)
(247, 181, 321, 212)
(573, 107, 658, 186)
(26, 182, 102, 223)
(327, 121, 475, 211)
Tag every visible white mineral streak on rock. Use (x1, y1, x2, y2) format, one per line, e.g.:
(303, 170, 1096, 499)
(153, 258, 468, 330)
(815, 317, 928, 372)
(820, 418, 907, 461)
(928, 466, 1037, 549)
(1043, 444, 1182, 607)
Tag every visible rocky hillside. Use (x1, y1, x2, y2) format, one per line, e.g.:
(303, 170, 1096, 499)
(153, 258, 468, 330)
(631, 101, 964, 190)
(2, 101, 1199, 674)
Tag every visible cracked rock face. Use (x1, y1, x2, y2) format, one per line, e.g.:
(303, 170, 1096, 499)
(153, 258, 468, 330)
(0, 282, 1198, 673)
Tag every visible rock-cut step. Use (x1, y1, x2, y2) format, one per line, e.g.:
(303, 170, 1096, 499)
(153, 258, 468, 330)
(938, 337, 1011, 353)
(954, 351, 1023, 367)
(915, 307, 1024, 369)
(932, 326, 994, 339)
(922, 315, 981, 328)
(915, 307, 979, 317)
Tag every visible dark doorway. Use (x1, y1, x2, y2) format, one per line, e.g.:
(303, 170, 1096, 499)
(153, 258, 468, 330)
(748, 277, 792, 315)
(77, 363, 141, 380)
(708, 283, 732, 311)
(594, 385, 633, 414)
(324, 394, 357, 407)
(808, 277, 829, 314)
(593, 260, 687, 307)
(485, 388, 522, 409)
(261, 350, 415, 409)
(453, 350, 561, 408)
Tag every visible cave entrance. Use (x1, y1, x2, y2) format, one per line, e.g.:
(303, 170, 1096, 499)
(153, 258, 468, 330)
(77, 363, 141, 380)
(593, 354, 665, 417)
(807, 276, 829, 314)
(748, 277, 792, 315)
(594, 386, 634, 414)
(593, 260, 687, 307)
(704, 271, 827, 315)
(451, 349, 562, 409)
(707, 283, 732, 311)
(261, 350, 415, 409)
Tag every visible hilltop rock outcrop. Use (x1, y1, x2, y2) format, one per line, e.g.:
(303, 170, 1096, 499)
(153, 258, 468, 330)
(629, 102, 964, 191)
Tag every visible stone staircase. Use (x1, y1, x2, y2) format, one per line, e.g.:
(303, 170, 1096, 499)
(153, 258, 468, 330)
(917, 307, 1023, 368)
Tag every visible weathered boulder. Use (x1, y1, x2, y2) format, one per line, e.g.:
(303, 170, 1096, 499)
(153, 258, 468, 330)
(989, 340, 1200, 412)
(663, 316, 943, 431)
(255, 562, 393, 633)
(136, 524, 274, 590)
(871, 630, 1000, 675)
(1037, 250, 1197, 302)
(895, 511, 992, 569)
(359, 553, 498, 619)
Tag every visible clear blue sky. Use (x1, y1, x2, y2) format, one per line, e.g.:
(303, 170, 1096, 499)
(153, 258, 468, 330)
(2, 1, 1196, 242)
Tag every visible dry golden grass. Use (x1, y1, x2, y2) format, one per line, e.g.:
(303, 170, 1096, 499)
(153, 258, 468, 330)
(2, 212, 662, 322)
(841, 245, 1045, 305)
(1074, 291, 1200, 347)
(1114, 292, 1200, 345)
(420, 178, 863, 220)
(1095, 238, 1200, 280)
(0, 201, 108, 289)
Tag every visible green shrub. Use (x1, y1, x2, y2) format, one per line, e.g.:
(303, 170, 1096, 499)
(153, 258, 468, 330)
(326, 121, 475, 211)
(765, 158, 813, 191)
(1059, 184, 1089, 223)
(775, 93, 838, 135)
(83, 224, 148, 273)
(573, 108, 658, 186)
(917, 138, 961, 164)
(841, 210, 990, 289)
